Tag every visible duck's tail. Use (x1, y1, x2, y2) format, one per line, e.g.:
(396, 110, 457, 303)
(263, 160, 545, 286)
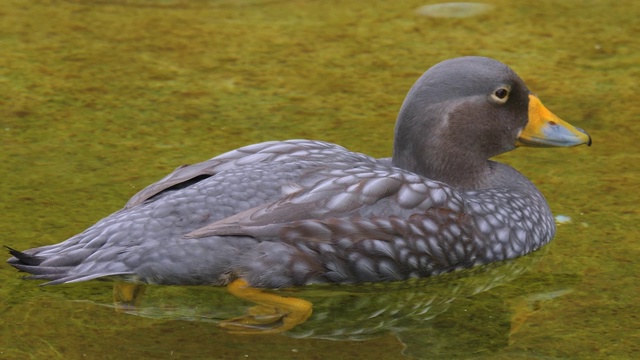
(6, 246, 71, 283)
(6, 246, 130, 285)
(6, 246, 44, 266)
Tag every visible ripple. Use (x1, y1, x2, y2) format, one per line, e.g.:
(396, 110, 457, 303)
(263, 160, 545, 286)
(415, 2, 493, 18)
(554, 215, 572, 224)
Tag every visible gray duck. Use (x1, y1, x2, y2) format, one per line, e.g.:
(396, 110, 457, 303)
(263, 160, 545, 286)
(7, 56, 591, 331)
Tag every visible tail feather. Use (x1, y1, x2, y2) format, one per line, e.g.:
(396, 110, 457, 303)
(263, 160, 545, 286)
(6, 246, 45, 266)
(9, 263, 72, 276)
(44, 272, 135, 285)
(6, 245, 134, 284)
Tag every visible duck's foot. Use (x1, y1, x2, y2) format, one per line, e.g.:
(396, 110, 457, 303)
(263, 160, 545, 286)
(113, 282, 146, 311)
(508, 288, 573, 342)
(220, 279, 313, 334)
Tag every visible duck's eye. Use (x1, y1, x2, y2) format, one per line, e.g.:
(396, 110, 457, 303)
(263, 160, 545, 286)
(490, 87, 510, 104)
(495, 88, 508, 99)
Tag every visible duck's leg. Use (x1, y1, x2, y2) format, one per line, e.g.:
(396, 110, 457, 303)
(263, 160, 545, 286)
(219, 279, 313, 334)
(113, 282, 147, 311)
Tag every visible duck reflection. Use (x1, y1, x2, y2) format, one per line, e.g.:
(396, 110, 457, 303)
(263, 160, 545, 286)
(76, 248, 577, 357)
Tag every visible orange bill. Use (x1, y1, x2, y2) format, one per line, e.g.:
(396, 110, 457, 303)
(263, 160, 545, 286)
(516, 95, 592, 147)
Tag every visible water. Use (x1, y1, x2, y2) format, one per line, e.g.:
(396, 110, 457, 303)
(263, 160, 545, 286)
(1, 0, 638, 358)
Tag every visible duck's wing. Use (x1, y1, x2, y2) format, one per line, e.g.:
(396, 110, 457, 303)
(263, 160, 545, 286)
(184, 171, 467, 243)
(125, 140, 353, 209)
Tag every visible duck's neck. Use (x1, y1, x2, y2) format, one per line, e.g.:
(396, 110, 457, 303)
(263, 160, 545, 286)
(391, 134, 490, 191)
(390, 98, 495, 190)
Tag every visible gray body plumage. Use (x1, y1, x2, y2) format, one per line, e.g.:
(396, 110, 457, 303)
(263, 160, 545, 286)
(8, 57, 578, 288)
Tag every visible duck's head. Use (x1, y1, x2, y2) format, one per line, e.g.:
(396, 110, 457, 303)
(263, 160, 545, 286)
(392, 56, 591, 189)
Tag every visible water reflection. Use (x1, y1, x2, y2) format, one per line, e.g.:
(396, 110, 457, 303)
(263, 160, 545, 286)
(67, 249, 578, 357)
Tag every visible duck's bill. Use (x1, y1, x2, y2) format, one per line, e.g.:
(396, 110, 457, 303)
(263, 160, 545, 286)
(516, 95, 592, 147)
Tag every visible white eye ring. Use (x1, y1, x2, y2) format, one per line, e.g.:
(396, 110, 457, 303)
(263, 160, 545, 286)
(490, 87, 510, 104)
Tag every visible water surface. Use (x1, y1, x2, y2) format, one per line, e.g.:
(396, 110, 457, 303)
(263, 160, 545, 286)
(1, 0, 638, 358)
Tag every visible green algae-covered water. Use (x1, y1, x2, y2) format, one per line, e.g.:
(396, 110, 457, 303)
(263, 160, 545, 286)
(1, 0, 638, 358)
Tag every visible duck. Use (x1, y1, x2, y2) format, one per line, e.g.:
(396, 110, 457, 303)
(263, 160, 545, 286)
(7, 56, 590, 295)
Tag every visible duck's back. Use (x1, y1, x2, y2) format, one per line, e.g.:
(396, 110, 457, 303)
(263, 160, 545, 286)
(8, 140, 386, 283)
